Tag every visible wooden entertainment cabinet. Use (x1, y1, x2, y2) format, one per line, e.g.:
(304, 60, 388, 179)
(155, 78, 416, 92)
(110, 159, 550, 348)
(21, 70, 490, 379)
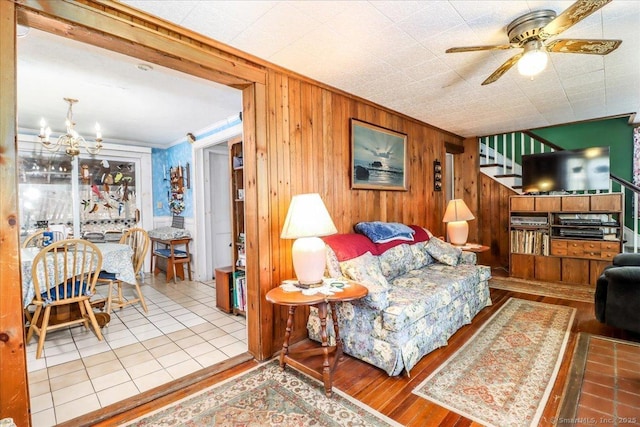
(509, 193, 622, 286)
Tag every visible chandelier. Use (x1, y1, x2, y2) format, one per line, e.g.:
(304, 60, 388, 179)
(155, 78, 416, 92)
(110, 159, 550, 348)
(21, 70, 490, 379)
(38, 98, 103, 157)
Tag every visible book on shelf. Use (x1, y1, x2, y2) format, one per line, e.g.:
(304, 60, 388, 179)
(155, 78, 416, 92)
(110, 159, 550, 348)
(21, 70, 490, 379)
(232, 270, 247, 312)
(510, 229, 549, 255)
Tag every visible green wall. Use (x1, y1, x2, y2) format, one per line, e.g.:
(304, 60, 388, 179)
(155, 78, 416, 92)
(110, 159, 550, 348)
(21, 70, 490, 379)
(530, 116, 635, 229)
(530, 116, 634, 183)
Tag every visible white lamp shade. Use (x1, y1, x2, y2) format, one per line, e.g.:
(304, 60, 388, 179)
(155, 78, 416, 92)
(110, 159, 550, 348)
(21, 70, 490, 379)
(281, 193, 337, 285)
(281, 193, 337, 239)
(442, 199, 475, 223)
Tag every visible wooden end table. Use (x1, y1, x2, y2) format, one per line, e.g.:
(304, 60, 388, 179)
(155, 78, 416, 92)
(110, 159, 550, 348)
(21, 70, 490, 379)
(266, 281, 368, 397)
(460, 243, 490, 253)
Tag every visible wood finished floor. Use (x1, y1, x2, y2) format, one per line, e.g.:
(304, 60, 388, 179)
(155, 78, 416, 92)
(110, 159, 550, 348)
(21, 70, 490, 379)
(89, 286, 640, 427)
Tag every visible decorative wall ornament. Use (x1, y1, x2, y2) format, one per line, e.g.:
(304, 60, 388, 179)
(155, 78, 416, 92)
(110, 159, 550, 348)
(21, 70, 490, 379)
(434, 160, 443, 191)
(167, 163, 189, 215)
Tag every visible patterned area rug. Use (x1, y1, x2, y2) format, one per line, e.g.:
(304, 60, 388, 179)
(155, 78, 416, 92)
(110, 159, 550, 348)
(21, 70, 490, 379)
(490, 276, 594, 303)
(413, 298, 576, 427)
(125, 360, 401, 426)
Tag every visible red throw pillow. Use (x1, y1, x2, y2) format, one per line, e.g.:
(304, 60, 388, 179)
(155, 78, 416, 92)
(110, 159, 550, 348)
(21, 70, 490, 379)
(324, 226, 430, 261)
(323, 234, 378, 261)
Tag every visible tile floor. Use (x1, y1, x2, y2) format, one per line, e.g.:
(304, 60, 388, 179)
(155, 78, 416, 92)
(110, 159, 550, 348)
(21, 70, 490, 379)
(574, 336, 640, 423)
(26, 274, 247, 426)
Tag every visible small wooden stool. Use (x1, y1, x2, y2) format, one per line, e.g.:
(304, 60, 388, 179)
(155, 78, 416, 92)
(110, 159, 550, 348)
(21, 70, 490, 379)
(151, 237, 192, 283)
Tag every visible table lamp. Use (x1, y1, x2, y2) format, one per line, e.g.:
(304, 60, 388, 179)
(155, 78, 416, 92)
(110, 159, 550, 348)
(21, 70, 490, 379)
(281, 193, 337, 288)
(442, 199, 475, 246)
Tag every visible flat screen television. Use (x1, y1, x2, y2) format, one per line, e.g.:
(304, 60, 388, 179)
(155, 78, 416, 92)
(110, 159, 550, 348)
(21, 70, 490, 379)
(521, 146, 610, 194)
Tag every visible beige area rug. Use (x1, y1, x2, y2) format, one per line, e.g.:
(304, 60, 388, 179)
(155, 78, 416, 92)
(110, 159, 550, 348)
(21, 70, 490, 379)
(125, 359, 402, 426)
(490, 276, 594, 303)
(413, 298, 576, 427)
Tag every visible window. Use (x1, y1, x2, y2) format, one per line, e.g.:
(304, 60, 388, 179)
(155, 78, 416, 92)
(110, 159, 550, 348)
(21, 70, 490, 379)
(18, 151, 139, 240)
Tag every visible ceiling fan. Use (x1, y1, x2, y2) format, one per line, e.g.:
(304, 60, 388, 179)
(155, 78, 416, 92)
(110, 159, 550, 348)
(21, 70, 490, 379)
(446, 0, 622, 85)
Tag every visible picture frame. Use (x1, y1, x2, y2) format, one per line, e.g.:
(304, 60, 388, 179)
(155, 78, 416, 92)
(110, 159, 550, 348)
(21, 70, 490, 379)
(350, 118, 408, 191)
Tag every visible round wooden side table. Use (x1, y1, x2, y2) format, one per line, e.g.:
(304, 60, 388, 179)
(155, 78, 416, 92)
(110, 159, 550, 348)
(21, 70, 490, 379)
(266, 281, 368, 397)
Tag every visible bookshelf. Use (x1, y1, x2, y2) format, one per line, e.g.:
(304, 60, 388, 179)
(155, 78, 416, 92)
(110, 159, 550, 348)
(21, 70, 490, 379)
(229, 137, 246, 316)
(509, 193, 622, 286)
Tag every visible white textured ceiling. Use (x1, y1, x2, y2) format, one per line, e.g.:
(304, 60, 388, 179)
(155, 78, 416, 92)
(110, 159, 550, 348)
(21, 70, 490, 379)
(123, 0, 640, 138)
(17, 29, 242, 146)
(18, 1, 640, 146)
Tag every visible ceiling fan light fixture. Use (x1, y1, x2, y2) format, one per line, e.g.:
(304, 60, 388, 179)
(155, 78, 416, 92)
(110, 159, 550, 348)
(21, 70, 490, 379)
(517, 40, 548, 77)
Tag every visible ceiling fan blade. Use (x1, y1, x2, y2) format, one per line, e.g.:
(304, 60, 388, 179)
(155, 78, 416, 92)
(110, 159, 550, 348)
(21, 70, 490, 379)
(546, 39, 622, 54)
(541, 0, 612, 38)
(481, 53, 523, 86)
(446, 45, 513, 53)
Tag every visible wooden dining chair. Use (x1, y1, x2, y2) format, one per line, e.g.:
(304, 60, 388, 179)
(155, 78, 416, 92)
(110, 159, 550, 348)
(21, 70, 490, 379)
(22, 229, 66, 248)
(23, 230, 67, 326)
(98, 228, 150, 314)
(22, 231, 47, 325)
(22, 230, 45, 248)
(26, 239, 104, 359)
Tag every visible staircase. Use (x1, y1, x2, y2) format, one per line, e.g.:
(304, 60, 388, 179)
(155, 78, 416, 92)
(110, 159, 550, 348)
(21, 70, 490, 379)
(479, 131, 640, 253)
(479, 133, 527, 192)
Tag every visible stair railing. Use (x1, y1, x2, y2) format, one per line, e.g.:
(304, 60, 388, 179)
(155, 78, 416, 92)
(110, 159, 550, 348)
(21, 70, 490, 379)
(611, 175, 640, 253)
(480, 132, 562, 171)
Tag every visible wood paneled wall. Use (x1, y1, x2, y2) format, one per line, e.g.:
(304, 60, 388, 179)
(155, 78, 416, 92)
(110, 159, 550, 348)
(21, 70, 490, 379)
(263, 69, 462, 352)
(478, 173, 516, 270)
(4, 1, 466, 420)
(0, 2, 31, 426)
(452, 137, 480, 243)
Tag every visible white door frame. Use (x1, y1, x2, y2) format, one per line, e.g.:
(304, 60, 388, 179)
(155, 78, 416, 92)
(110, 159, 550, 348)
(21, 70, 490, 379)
(192, 124, 242, 281)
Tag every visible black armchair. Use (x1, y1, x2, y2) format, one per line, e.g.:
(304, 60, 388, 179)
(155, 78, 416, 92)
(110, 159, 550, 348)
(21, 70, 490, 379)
(595, 253, 640, 334)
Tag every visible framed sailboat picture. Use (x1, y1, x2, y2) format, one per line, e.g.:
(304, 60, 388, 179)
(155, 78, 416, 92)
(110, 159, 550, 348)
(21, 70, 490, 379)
(350, 118, 408, 191)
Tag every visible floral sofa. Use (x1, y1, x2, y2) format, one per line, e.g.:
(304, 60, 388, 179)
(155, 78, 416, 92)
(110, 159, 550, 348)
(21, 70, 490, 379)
(307, 224, 492, 376)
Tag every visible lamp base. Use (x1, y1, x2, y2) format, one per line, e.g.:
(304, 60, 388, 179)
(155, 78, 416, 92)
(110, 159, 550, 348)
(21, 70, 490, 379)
(292, 237, 327, 287)
(294, 280, 324, 289)
(447, 220, 469, 246)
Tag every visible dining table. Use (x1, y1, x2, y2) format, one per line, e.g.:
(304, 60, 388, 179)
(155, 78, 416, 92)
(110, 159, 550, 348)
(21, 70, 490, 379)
(21, 242, 136, 309)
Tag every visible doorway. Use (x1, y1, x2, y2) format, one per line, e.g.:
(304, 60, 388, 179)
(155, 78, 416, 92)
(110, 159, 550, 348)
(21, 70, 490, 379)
(209, 147, 232, 272)
(16, 22, 248, 425)
(202, 144, 232, 279)
(446, 152, 455, 202)
(191, 119, 243, 281)
(4, 3, 267, 424)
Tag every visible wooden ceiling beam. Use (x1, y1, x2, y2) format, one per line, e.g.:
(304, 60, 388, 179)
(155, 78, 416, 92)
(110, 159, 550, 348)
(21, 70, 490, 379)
(18, 0, 266, 87)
